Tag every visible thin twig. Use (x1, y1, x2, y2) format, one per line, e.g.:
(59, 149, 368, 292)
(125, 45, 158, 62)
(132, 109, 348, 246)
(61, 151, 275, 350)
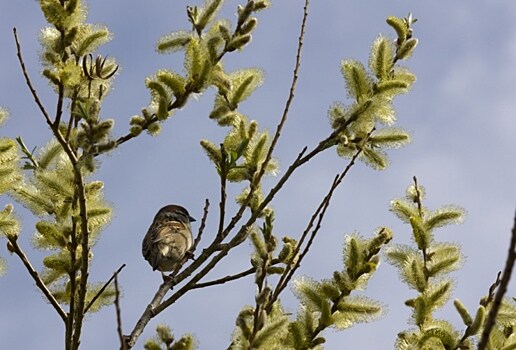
(270, 135, 367, 308)
(84, 264, 126, 314)
(190, 267, 256, 290)
(115, 274, 127, 350)
(480, 271, 501, 307)
(13, 28, 53, 128)
(259, 0, 309, 178)
(192, 199, 210, 253)
(413, 176, 429, 278)
(215, 0, 310, 244)
(7, 237, 67, 322)
(478, 211, 516, 350)
(66, 207, 79, 348)
(218, 145, 228, 238)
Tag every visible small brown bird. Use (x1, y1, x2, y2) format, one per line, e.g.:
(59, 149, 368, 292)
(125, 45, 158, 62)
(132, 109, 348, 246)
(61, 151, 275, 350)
(142, 205, 195, 272)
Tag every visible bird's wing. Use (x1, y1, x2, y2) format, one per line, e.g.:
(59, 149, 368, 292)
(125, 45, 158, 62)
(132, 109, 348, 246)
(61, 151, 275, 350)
(151, 221, 185, 243)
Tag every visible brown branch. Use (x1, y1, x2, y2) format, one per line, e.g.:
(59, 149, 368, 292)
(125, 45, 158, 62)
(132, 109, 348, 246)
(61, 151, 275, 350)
(478, 210, 516, 350)
(190, 267, 256, 290)
(115, 274, 127, 350)
(66, 211, 78, 348)
(480, 271, 501, 308)
(192, 199, 210, 253)
(259, 0, 309, 180)
(13, 28, 53, 128)
(14, 24, 92, 350)
(124, 280, 174, 348)
(7, 237, 67, 322)
(218, 145, 228, 238)
(84, 264, 126, 314)
(269, 137, 367, 309)
(214, 0, 311, 244)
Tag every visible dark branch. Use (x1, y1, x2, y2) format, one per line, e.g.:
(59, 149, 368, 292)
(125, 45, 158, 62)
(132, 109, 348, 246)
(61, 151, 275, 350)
(191, 267, 255, 290)
(269, 133, 367, 309)
(478, 210, 516, 349)
(13, 28, 53, 128)
(115, 274, 127, 350)
(84, 264, 126, 314)
(7, 237, 67, 322)
(191, 199, 210, 253)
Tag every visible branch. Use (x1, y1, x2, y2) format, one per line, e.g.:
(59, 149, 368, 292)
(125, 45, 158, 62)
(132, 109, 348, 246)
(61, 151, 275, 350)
(478, 210, 516, 350)
(126, 0, 312, 345)
(260, 0, 309, 179)
(13, 28, 53, 128)
(213, 0, 310, 245)
(269, 136, 367, 309)
(6, 237, 67, 322)
(124, 280, 174, 348)
(115, 274, 127, 350)
(480, 271, 501, 308)
(15, 24, 93, 350)
(84, 264, 126, 314)
(192, 199, 210, 253)
(190, 267, 256, 290)
(218, 145, 228, 238)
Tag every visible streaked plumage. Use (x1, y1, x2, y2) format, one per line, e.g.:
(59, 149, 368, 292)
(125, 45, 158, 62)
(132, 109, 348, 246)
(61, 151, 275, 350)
(142, 205, 195, 272)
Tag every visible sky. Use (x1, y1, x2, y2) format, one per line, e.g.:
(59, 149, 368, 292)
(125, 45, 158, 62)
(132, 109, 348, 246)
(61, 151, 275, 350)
(1, 0, 515, 349)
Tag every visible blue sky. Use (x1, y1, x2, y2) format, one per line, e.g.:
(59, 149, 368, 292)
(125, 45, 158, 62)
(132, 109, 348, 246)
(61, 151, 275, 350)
(1, 1, 515, 349)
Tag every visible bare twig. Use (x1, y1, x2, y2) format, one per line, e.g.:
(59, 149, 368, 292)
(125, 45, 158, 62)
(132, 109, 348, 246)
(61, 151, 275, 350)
(66, 211, 79, 347)
(270, 135, 368, 308)
(6, 237, 67, 322)
(218, 145, 228, 238)
(115, 274, 127, 350)
(192, 199, 210, 253)
(260, 0, 309, 177)
(480, 271, 501, 307)
(13, 28, 54, 128)
(478, 211, 516, 350)
(190, 267, 256, 290)
(413, 176, 429, 277)
(215, 0, 311, 245)
(84, 264, 126, 314)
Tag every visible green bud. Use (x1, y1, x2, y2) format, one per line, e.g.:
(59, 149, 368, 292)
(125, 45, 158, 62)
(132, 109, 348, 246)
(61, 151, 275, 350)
(147, 122, 161, 136)
(130, 115, 145, 126)
(253, 1, 269, 11)
(218, 23, 231, 42)
(454, 299, 473, 326)
(405, 298, 416, 307)
(396, 38, 418, 60)
(468, 306, 485, 336)
(130, 125, 143, 137)
(226, 35, 252, 52)
(156, 324, 174, 345)
(311, 337, 326, 346)
(386, 16, 408, 43)
(266, 266, 285, 274)
(42, 69, 61, 86)
(239, 18, 258, 35)
(142, 108, 152, 120)
(255, 286, 271, 304)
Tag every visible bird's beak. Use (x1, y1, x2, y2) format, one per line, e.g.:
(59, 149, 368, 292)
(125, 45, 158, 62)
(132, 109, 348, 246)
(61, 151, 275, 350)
(189, 216, 196, 222)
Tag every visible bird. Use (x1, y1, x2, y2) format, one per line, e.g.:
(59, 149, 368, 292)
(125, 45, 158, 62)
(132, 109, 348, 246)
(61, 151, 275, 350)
(142, 204, 196, 273)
